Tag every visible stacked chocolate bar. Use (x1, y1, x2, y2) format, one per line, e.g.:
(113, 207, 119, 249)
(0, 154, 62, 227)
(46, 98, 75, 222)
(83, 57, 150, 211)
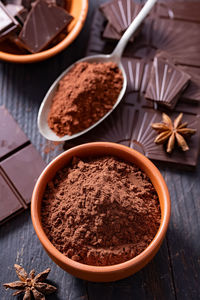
(64, 0, 200, 169)
(0, 0, 73, 53)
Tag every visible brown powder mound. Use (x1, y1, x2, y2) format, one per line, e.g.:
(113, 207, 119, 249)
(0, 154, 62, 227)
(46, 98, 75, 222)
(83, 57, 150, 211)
(48, 62, 123, 136)
(41, 156, 161, 266)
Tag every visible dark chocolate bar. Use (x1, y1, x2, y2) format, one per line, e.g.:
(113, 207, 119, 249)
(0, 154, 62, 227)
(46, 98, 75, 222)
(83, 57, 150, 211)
(157, 1, 200, 23)
(0, 106, 46, 224)
(19, 0, 73, 53)
(145, 55, 190, 109)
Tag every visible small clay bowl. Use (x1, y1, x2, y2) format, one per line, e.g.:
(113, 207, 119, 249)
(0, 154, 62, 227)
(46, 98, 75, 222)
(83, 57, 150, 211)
(31, 142, 171, 282)
(0, 0, 88, 63)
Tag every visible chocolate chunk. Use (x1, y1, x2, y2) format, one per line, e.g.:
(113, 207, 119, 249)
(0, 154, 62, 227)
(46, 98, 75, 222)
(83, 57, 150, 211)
(157, 1, 200, 23)
(151, 19, 200, 67)
(122, 57, 152, 93)
(178, 66, 200, 103)
(0, 170, 23, 223)
(103, 22, 122, 40)
(0, 2, 20, 41)
(145, 55, 190, 109)
(0, 107, 46, 225)
(100, 0, 142, 34)
(0, 106, 29, 160)
(19, 0, 73, 53)
(1, 144, 46, 205)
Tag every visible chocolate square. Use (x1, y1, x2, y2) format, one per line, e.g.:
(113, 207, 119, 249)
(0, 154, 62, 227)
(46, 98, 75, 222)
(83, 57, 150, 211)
(178, 66, 200, 103)
(1, 144, 46, 204)
(100, 0, 142, 34)
(0, 171, 23, 223)
(145, 56, 190, 109)
(19, 0, 73, 53)
(0, 106, 29, 160)
(122, 57, 152, 93)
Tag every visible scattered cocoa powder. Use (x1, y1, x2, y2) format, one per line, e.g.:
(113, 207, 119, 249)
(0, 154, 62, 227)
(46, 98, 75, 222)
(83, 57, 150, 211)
(48, 62, 123, 136)
(41, 156, 161, 266)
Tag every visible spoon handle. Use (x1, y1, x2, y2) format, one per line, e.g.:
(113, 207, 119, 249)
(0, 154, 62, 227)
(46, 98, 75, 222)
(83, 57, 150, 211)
(111, 0, 157, 61)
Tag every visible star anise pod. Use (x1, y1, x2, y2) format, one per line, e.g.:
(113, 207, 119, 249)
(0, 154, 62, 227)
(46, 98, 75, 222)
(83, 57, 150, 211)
(3, 264, 57, 300)
(151, 113, 197, 153)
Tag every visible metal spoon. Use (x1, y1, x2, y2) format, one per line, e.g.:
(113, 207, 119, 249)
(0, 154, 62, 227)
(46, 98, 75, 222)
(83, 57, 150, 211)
(38, 0, 157, 142)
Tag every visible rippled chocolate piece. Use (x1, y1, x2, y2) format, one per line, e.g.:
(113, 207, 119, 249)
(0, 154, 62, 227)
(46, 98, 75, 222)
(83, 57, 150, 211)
(122, 57, 152, 93)
(100, 0, 142, 34)
(178, 66, 200, 103)
(145, 55, 190, 109)
(157, 1, 200, 23)
(19, 0, 73, 53)
(151, 19, 200, 67)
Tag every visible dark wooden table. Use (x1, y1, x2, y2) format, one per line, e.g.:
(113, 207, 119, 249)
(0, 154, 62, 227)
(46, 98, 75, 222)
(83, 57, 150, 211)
(0, 1, 200, 299)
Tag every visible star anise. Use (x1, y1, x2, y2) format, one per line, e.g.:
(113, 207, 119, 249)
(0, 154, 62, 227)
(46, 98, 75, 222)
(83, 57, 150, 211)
(151, 113, 196, 153)
(3, 264, 57, 300)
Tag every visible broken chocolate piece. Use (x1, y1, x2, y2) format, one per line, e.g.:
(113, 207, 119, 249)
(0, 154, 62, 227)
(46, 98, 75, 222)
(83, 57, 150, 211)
(0, 2, 20, 41)
(100, 0, 142, 34)
(0, 106, 46, 225)
(178, 66, 200, 103)
(19, 0, 73, 53)
(122, 57, 152, 93)
(145, 55, 190, 109)
(0, 170, 23, 223)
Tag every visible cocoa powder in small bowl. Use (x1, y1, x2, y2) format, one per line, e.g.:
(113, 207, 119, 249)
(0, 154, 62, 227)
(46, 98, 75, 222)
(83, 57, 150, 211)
(47, 62, 123, 136)
(41, 155, 161, 266)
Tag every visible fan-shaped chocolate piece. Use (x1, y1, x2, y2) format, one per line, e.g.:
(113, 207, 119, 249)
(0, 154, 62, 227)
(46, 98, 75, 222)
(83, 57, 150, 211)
(145, 55, 190, 109)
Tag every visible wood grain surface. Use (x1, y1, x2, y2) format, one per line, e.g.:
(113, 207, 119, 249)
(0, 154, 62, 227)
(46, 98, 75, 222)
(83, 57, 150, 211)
(0, 1, 200, 299)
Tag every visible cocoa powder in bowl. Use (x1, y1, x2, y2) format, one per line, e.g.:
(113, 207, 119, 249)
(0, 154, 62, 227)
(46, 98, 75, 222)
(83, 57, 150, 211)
(48, 62, 123, 136)
(41, 156, 161, 266)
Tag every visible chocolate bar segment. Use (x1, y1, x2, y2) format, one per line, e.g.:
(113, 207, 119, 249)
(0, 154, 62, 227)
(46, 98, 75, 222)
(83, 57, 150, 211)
(0, 170, 23, 223)
(100, 0, 142, 34)
(0, 106, 29, 160)
(1, 144, 46, 205)
(151, 19, 200, 67)
(0, 107, 46, 225)
(145, 55, 190, 109)
(178, 66, 200, 103)
(19, 0, 73, 53)
(157, 1, 200, 23)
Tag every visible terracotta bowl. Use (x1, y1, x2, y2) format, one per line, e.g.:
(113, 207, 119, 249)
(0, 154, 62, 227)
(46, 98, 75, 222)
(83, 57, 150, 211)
(0, 0, 88, 63)
(31, 142, 171, 282)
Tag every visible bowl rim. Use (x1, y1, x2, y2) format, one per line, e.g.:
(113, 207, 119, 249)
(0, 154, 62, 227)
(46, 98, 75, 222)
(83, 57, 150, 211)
(0, 0, 88, 63)
(31, 142, 171, 274)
